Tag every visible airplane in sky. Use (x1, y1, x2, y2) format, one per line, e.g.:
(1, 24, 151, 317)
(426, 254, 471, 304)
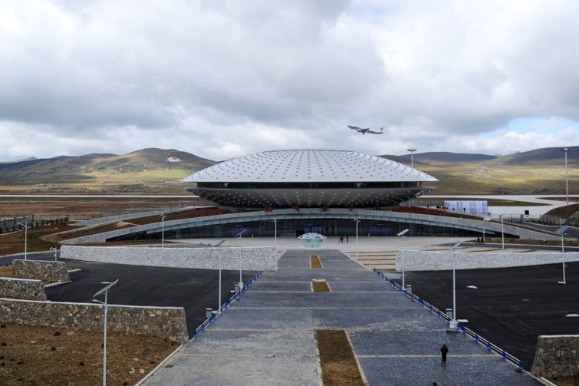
(348, 125, 384, 135)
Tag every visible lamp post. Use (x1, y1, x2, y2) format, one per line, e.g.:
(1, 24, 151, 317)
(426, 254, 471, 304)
(397, 229, 409, 288)
(560, 232, 567, 285)
(50, 247, 58, 261)
(272, 219, 277, 249)
(354, 218, 360, 260)
(17, 219, 29, 260)
(161, 214, 167, 247)
(563, 147, 569, 205)
(450, 241, 461, 330)
(93, 279, 119, 386)
(556, 226, 569, 284)
(407, 148, 417, 168)
(500, 214, 505, 250)
(482, 216, 491, 243)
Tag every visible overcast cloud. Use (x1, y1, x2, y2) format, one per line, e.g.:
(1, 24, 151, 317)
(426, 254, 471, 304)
(1, 0, 578, 161)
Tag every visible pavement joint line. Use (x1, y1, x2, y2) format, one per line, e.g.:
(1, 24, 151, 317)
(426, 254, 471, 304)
(357, 354, 496, 358)
(202, 328, 316, 332)
(179, 353, 316, 359)
(249, 290, 405, 294)
(227, 306, 426, 310)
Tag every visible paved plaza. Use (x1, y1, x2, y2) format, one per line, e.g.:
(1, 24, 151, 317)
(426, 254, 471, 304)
(142, 247, 543, 386)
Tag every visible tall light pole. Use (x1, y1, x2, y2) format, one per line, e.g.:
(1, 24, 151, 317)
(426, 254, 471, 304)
(450, 241, 461, 330)
(500, 214, 505, 250)
(482, 216, 491, 243)
(161, 214, 167, 247)
(272, 219, 277, 249)
(397, 229, 409, 288)
(354, 218, 360, 260)
(17, 219, 29, 260)
(556, 226, 569, 284)
(407, 148, 417, 168)
(93, 279, 119, 386)
(563, 147, 569, 205)
(50, 247, 58, 261)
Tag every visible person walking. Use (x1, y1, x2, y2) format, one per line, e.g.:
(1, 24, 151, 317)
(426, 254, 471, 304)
(440, 344, 449, 365)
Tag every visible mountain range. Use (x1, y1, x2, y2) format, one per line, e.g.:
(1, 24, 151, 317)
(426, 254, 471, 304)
(0, 146, 576, 195)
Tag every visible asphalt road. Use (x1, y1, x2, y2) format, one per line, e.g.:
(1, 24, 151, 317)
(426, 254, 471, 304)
(2, 252, 256, 337)
(403, 261, 579, 370)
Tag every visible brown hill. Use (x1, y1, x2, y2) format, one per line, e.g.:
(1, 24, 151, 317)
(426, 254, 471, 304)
(0, 148, 214, 194)
(0, 146, 577, 195)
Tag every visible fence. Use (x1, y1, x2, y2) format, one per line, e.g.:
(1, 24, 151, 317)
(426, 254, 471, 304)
(372, 269, 525, 372)
(0, 215, 68, 234)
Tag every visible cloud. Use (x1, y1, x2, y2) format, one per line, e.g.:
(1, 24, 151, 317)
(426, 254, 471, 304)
(1, 0, 579, 161)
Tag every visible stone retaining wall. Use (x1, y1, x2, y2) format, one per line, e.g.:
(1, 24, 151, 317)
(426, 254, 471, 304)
(13, 260, 70, 282)
(396, 250, 579, 271)
(531, 335, 579, 379)
(0, 298, 188, 343)
(60, 245, 278, 271)
(0, 278, 47, 300)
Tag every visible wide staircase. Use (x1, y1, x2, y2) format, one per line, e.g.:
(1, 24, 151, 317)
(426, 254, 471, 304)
(347, 251, 397, 271)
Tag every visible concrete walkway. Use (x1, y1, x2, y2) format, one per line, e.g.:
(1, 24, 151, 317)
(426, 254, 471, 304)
(142, 247, 543, 386)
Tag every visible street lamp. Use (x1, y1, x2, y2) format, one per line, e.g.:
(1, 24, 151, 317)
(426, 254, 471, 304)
(93, 279, 119, 386)
(563, 148, 569, 205)
(397, 229, 409, 288)
(407, 148, 417, 168)
(450, 241, 461, 330)
(272, 219, 277, 249)
(482, 216, 491, 243)
(500, 214, 505, 250)
(556, 226, 569, 284)
(17, 219, 29, 261)
(354, 218, 360, 260)
(161, 214, 167, 247)
(50, 247, 58, 261)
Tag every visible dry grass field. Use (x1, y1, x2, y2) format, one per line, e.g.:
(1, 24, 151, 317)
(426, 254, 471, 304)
(0, 323, 177, 386)
(0, 196, 197, 385)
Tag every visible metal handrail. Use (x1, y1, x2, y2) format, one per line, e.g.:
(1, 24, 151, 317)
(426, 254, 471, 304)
(373, 269, 525, 372)
(192, 271, 262, 339)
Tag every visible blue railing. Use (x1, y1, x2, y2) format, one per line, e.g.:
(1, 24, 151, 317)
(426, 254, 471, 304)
(372, 268, 525, 372)
(192, 271, 263, 339)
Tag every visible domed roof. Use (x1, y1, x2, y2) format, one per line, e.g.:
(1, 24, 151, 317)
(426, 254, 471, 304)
(184, 149, 437, 183)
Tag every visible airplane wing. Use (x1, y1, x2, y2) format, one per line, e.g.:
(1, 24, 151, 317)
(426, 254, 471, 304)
(348, 125, 363, 132)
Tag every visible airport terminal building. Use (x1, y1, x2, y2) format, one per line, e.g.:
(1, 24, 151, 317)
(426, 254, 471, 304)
(184, 149, 438, 210)
(75, 149, 553, 244)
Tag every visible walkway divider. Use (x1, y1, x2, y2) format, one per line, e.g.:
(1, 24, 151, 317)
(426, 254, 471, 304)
(192, 271, 263, 340)
(372, 268, 525, 371)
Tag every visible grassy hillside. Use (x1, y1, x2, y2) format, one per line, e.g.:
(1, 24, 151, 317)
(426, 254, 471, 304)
(0, 148, 215, 194)
(0, 146, 576, 195)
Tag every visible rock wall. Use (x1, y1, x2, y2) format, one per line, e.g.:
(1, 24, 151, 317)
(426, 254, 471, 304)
(0, 278, 47, 301)
(60, 245, 278, 271)
(396, 250, 579, 271)
(13, 260, 70, 282)
(0, 298, 188, 343)
(531, 335, 579, 378)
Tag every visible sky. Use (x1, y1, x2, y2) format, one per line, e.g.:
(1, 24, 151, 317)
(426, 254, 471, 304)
(1, 0, 579, 162)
